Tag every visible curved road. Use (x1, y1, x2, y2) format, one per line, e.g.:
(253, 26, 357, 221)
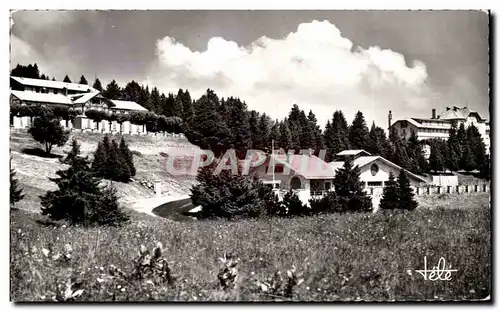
(151, 197, 196, 221)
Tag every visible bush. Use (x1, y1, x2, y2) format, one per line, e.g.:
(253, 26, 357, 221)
(379, 171, 399, 210)
(10, 158, 24, 209)
(333, 157, 373, 213)
(397, 169, 418, 210)
(190, 161, 275, 220)
(91, 136, 132, 182)
(40, 139, 129, 226)
(309, 191, 338, 214)
(28, 115, 70, 154)
(278, 190, 310, 217)
(119, 137, 136, 176)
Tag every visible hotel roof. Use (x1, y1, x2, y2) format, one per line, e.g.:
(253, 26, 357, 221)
(11, 90, 73, 105)
(109, 99, 148, 111)
(11, 76, 97, 93)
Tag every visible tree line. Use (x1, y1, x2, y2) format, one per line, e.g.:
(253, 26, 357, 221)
(427, 122, 490, 179)
(12, 63, 490, 179)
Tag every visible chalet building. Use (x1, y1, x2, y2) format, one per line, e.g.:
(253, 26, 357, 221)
(390, 107, 490, 157)
(10, 76, 149, 135)
(251, 149, 428, 208)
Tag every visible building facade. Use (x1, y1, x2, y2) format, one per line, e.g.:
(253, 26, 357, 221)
(10, 76, 149, 135)
(391, 107, 490, 157)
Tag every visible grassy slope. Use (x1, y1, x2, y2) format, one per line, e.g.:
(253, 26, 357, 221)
(10, 193, 490, 302)
(9, 129, 198, 212)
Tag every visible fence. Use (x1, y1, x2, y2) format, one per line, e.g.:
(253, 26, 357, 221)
(413, 184, 490, 196)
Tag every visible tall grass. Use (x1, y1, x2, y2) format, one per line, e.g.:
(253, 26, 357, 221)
(10, 194, 490, 302)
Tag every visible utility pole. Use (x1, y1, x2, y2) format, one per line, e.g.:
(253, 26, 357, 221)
(272, 139, 275, 189)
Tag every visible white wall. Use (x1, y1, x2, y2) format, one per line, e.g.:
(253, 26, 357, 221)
(358, 159, 424, 187)
(430, 175, 458, 187)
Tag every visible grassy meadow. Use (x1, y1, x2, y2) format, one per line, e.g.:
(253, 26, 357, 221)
(10, 193, 490, 302)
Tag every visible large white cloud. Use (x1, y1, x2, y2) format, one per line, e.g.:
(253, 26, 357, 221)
(147, 20, 437, 130)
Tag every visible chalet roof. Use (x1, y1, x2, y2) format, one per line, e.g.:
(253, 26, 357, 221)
(330, 156, 427, 183)
(69, 92, 100, 104)
(11, 90, 73, 105)
(254, 153, 335, 179)
(109, 99, 148, 112)
(336, 150, 372, 156)
(11, 76, 97, 93)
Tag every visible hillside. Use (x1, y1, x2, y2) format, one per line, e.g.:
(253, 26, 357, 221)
(10, 129, 199, 213)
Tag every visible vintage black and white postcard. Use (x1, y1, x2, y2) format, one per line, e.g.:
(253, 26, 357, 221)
(9, 9, 491, 302)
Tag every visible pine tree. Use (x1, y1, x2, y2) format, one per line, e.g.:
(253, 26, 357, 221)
(324, 110, 350, 159)
(119, 137, 136, 177)
(460, 142, 476, 172)
(388, 128, 412, 171)
(225, 97, 251, 156)
(102, 80, 121, 100)
(279, 119, 293, 151)
(269, 120, 281, 150)
(333, 157, 372, 212)
(367, 123, 391, 158)
(429, 139, 446, 173)
(298, 110, 315, 150)
(467, 124, 486, 171)
(63, 75, 72, 83)
(173, 90, 185, 118)
(258, 113, 271, 152)
(62, 138, 81, 165)
(10, 158, 24, 209)
(40, 145, 129, 226)
(79, 75, 88, 85)
(248, 110, 260, 149)
(397, 169, 418, 210)
(91, 140, 107, 176)
(307, 110, 324, 153)
(184, 89, 230, 157)
(348, 111, 370, 150)
(111, 139, 131, 182)
(150, 87, 162, 113)
(479, 154, 491, 180)
(91, 136, 131, 182)
(407, 129, 427, 174)
(93, 78, 103, 92)
(446, 123, 461, 171)
(379, 171, 399, 210)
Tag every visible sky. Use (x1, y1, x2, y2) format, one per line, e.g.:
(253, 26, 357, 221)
(10, 10, 490, 130)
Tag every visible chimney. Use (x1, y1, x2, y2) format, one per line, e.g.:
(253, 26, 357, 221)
(432, 109, 436, 119)
(388, 110, 392, 129)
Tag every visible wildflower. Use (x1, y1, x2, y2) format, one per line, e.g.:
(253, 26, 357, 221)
(406, 270, 413, 276)
(306, 287, 310, 290)
(100, 267, 104, 271)
(42, 248, 50, 257)
(146, 280, 153, 285)
(121, 288, 125, 292)
(62, 225, 67, 228)
(17, 229, 21, 234)
(96, 278, 104, 283)
(40, 295, 46, 300)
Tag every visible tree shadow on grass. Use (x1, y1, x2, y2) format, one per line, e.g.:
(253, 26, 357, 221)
(21, 147, 63, 159)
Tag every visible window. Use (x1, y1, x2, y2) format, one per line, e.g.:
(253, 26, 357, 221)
(274, 164, 284, 173)
(325, 182, 331, 190)
(367, 181, 383, 187)
(370, 163, 379, 176)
